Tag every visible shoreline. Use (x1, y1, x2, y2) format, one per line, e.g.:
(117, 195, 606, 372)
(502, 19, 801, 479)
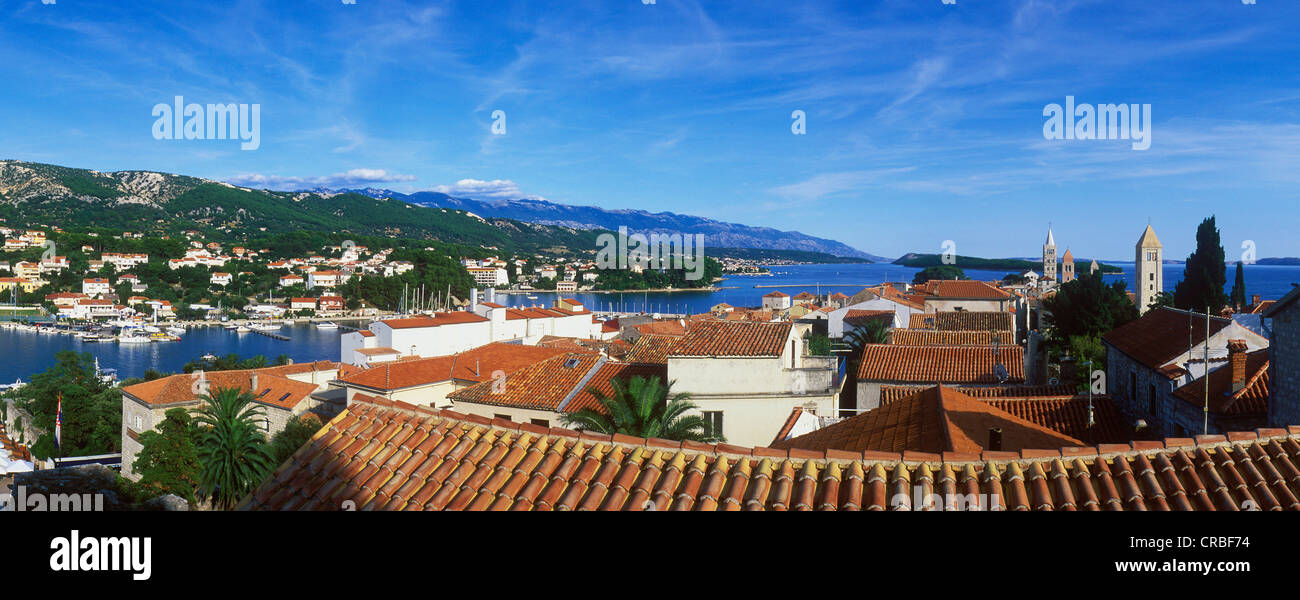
(497, 286, 721, 295)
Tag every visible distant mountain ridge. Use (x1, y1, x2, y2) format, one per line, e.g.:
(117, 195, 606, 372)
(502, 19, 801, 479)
(329, 187, 888, 261)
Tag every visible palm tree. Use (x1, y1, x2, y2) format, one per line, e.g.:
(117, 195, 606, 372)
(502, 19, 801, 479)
(192, 386, 274, 509)
(842, 319, 890, 354)
(561, 375, 724, 443)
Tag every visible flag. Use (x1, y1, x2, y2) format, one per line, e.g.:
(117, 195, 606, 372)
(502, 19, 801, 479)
(55, 391, 62, 449)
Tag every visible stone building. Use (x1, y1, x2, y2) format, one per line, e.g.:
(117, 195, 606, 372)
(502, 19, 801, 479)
(1134, 224, 1163, 315)
(1061, 248, 1075, 283)
(119, 361, 351, 480)
(1041, 227, 1057, 288)
(1101, 306, 1268, 438)
(1265, 286, 1300, 427)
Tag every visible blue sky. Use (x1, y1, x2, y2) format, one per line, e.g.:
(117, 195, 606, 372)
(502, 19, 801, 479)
(2, 0, 1298, 260)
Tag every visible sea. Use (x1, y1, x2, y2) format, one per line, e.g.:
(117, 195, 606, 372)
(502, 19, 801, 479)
(1, 261, 1296, 383)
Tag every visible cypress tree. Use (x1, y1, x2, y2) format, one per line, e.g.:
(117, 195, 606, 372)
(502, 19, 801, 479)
(1230, 261, 1247, 311)
(1173, 215, 1228, 313)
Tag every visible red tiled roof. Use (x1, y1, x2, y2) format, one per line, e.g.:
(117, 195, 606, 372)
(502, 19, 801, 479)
(880, 384, 1075, 403)
(623, 334, 680, 365)
(120, 368, 319, 410)
(763, 291, 788, 298)
(446, 353, 666, 414)
(915, 280, 1011, 300)
(379, 312, 489, 329)
(1173, 349, 1270, 415)
(199, 394, 1300, 511)
(857, 344, 1024, 384)
(843, 309, 893, 329)
(1246, 300, 1275, 315)
(356, 347, 402, 356)
(908, 311, 1013, 331)
(888, 329, 1011, 346)
(1101, 306, 1231, 370)
(985, 396, 1129, 445)
(340, 343, 577, 391)
(668, 320, 792, 357)
(773, 386, 1084, 454)
(633, 320, 686, 336)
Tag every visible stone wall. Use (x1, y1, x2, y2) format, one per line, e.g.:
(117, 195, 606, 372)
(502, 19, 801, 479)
(1105, 344, 1180, 438)
(1270, 305, 1300, 427)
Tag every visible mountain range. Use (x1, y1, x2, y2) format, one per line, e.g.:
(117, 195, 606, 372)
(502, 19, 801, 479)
(324, 188, 887, 261)
(0, 160, 882, 260)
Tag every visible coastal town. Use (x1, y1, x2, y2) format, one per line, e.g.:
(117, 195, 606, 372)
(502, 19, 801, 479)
(5, 0, 1298, 584)
(5, 218, 1298, 516)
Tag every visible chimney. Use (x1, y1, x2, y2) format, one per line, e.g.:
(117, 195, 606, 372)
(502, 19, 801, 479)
(470, 288, 479, 312)
(250, 372, 259, 393)
(1228, 339, 1248, 393)
(1252, 294, 1261, 307)
(987, 428, 1003, 451)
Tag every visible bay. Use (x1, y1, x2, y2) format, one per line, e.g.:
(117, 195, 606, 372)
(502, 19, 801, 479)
(2, 261, 1297, 383)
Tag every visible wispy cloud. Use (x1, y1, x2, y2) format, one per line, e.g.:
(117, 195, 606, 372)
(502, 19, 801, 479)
(433, 179, 542, 200)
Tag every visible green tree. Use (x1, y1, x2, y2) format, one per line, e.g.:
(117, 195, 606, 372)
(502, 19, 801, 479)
(1230, 261, 1247, 311)
(192, 387, 274, 509)
(1042, 271, 1139, 341)
(12, 351, 121, 459)
(912, 265, 966, 284)
(133, 408, 201, 503)
(561, 376, 723, 442)
(1173, 216, 1228, 313)
(269, 413, 323, 466)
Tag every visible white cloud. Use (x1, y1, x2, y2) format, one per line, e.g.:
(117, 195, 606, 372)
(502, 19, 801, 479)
(225, 169, 416, 190)
(432, 178, 544, 200)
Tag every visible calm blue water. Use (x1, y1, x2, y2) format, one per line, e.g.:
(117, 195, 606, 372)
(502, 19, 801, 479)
(0, 324, 344, 383)
(500, 262, 1300, 314)
(3, 262, 1296, 383)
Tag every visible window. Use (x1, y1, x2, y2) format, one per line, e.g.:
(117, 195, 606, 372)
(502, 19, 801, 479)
(494, 414, 512, 422)
(530, 418, 549, 428)
(263, 418, 271, 432)
(702, 411, 723, 437)
(1149, 273, 1154, 281)
(133, 415, 142, 430)
(1148, 384, 1157, 416)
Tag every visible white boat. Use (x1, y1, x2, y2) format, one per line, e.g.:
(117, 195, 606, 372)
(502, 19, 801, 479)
(166, 326, 186, 335)
(252, 323, 280, 332)
(0, 378, 24, 391)
(118, 334, 151, 344)
(315, 321, 339, 329)
(143, 325, 162, 334)
(235, 326, 251, 333)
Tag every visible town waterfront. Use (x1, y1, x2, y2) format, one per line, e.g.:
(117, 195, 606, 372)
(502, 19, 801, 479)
(3, 261, 1297, 384)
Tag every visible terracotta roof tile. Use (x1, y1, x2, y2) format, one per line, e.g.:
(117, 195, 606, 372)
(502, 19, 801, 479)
(1173, 348, 1270, 415)
(446, 353, 667, 414)
(378, 311, 489, 329)
(914, 280, 1011, 300)
(908, 311, 1013, 331)
(244, 393, 1300, 511)
(857, 344, 1024, 384)
(668, 320, 791, 357)
(340, 343, 578, 391)
(121, 368, 320, 410)
(1102, 306, 1232, 370)
(888, 329, 1012, 346)
(623, 334, 681, 365)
